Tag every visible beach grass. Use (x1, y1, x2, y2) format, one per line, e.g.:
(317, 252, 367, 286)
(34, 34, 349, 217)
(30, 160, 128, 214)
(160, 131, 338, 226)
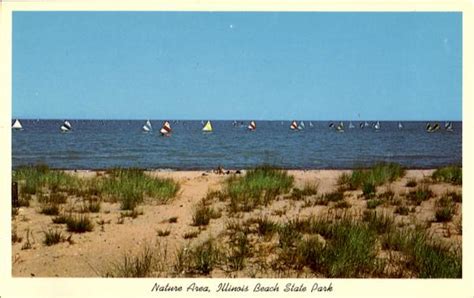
(382, 228, 461, 278)
(187, 238, 221, 275)
(43, 229, 63, 246)
(432, 166, 462, 185)
(13, 164, 81, 195)
(100, 168, 180, 210)
(226, 231, 251, 271)
(225, 166, 294, 212)
(66, 215, 94, 233)
(106, 246, 155, 277)
(191, 200, 221, 226)
(39, 203, 60, 216)
(338, 162, 405, 190)
(407, 184, 434, 205)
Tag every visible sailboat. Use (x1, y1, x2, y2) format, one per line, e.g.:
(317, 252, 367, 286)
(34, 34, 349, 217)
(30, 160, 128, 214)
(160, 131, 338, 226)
(329, 122, 335, 128)
(309, 121, 314, 128)
(142, 120, 152, 132)
(290, 120, 299, 131)
(299, 121, 305, 130)
(374, 121, 380, 131)
(349, 122, 355, 129)
(248, 121, 256, 131)
(160, 121, 172, 136)
(364, 121, 370, 127)
(202, 120, 213, 132)
(336, 121, 344, 132)
(60, 120, 72, 132)
(445, 122, 453, 132)
(427, 122, 440, 133)
(12, 119, 23, 130)
(359, 122, 364, 129)
(398, 122, 403, 129)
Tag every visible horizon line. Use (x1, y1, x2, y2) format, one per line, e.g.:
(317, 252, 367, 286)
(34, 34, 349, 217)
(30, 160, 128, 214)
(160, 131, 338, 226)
(11, 117, 463, 122)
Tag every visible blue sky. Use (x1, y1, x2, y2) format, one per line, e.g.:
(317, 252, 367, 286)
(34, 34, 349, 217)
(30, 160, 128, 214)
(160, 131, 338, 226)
(13, 12, 462, 120)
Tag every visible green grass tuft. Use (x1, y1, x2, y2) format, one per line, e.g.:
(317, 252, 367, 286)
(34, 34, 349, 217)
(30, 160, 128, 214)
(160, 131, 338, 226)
(192, 200, 221, 226)
(339, 163, 405, 190)
(40, 204, 60, 216)
(66, 215, 94, 233)
(432, 166, 462, 185)
(407, 184, 433, 205)
(226, 166, 294, 212)
(43, 229, 63, 246)
(100, 168, 180, 210)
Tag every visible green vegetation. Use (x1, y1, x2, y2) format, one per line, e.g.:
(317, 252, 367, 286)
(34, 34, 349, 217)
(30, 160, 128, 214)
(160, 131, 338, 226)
(367, 199, 383, 209)
(43, 229, 64, 246)
(338, 162, 405, 190)
(101, 168, 180, 210)
(225, 166, 294, 212)
(191, 200, 221, 226)
(13, 164, 80, 195)
(288, 183, 318, 200)
(40, 203, 60, 216)
(432, 166, 462, 185)
(12, 165, 181, 213)
(183, 238, 221, 275)
(382, 228, 461, 278)
(434, 195, 456, 222)
(52, 214, 70, 224)
(407, 185, 434, 205)
(253, 216, 278, 239)
(363, 211, 394, 235)
(435, 206, 455, 222)
(79, 200, 101, 213)
(106, 246, 155, 277)
(226, 232, 251, 270)
(66, 215, 94, 233)
(362, 182, 376, 199)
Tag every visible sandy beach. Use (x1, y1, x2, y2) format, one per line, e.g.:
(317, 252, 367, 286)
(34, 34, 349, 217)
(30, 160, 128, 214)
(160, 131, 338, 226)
(11, 168, 462, 278)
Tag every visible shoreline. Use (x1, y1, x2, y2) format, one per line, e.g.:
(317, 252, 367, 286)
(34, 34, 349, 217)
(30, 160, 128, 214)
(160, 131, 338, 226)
(12, 165, 461, 172)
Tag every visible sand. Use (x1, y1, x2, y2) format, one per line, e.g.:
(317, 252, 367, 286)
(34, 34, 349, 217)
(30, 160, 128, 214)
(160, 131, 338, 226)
(11, 169, 462, 277)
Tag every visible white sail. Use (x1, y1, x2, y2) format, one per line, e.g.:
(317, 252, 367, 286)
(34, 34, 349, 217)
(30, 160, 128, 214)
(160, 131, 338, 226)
(309, 121, 314, 127)
(445, 122, 453, 131)
(374, 121, 380, 130)
(290, 121, 299, 130)
(248, 121, 256, 131)
(349, 122, 355, 129)
(300, 121, 305, 128)
(160, 121, 172, 135)
(61, 120, 71, 132)
(142, 120, 152, 132)
(202, 120, 213, 132)
(336, 121, 344, 132)
(12, 119, 23, 130)
(398, 122, 403, 129)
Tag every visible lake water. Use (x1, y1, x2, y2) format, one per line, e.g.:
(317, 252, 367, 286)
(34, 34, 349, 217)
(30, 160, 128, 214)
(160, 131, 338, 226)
(12, 120, 462, 170)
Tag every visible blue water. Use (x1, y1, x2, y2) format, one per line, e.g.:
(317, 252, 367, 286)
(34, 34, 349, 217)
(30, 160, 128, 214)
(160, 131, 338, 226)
(12, 120, 462, 170)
